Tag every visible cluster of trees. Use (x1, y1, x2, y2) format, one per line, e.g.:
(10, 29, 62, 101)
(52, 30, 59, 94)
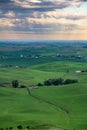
(11, 78, 78, 88)
(37, 78, 78, 86)
(44, 78, 63, 86)
(12, 80, 26, 88)
(81, 70, 87, 73)
(0, 125, 30, 130)
(0, 126, 76, 130)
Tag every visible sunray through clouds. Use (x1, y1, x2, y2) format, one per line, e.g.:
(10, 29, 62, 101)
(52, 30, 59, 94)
(0, 0, 87, 40)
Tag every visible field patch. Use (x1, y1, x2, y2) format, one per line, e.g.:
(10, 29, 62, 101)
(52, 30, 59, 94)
(31, 61, 87, 72)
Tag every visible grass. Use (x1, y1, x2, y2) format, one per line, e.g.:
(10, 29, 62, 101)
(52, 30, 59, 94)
(0, 61, 87, 130)
(0, 87, 66, 129)
(1, 61, 87, 87)
(0, 66, 65, 86)
(31, 61, 87, 72)
(31, 83, 87, 130)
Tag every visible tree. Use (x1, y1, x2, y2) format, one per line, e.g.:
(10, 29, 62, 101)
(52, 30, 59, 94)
(20, 85, 26, 88)
(64, 79, 78, 84)
(17, 125, 23, 129)
(52, 78, 63, 85)
(44, 78, 64, 86)
(9, 127, 13, 130)
(12, 80, 19, 88)
(44, 79, 52, 86)
(0, 128, 3, 130)
(37, 83, 43, 86)
(26, 126, 30, 129)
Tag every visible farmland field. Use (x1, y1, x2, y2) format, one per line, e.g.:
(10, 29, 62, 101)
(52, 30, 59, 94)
(0, 40, 87, 130)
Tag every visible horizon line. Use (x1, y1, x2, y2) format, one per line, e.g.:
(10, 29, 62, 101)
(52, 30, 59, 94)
(0, 39, 87, 41)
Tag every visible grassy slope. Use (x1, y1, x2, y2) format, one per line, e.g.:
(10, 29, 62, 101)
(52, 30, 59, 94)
(31, 62, 87, 130)
(0, 61, 87, 130)
(31, 61, 87, 72)
(1, 61, 87, 86)
(0, 87, 65, 129)
(0, 67, 65, 86)
(31, 83, 87, 130)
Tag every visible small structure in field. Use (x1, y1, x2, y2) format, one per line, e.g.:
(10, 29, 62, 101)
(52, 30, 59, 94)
(20, 54, 23, 58)
(15, 66, 19, 68)
(75, 70, 81, 74)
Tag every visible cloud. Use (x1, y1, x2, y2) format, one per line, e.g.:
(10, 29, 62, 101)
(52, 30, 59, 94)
(0, 0, 86, 20)
(0, 0, 11, 3)
(4, 11, 15, 17)
(81, 0, 87, 1)
(0, 0, 87, 36)
(0, 0, 85, 13)
(44, 11, 87, 20)
(0, 18, 15, 29)
(0, 16, 80, 34)
(0, 0, 86, 11)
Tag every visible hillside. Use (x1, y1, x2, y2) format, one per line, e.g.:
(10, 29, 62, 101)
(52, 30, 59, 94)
(0, 87, 65, 130)
(0, 74, 87, 130)
(0, 41, 87, 130)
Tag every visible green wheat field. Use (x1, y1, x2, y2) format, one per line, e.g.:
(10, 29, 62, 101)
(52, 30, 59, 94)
(0, 41, 87, 130)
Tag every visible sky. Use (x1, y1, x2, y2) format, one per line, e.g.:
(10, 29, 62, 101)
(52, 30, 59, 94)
(0, 0, 87, 40)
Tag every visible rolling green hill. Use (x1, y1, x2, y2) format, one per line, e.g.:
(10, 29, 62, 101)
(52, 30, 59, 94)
(0, 87, 66, 130)
(0, 77, 87, 129)
(31, 84, 87, 130)
(0, 66, 66, 87)
(0, 61, 87, 130)
(31, 62, 87, 72)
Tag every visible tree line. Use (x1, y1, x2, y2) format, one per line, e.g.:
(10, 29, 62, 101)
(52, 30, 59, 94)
(37, 78, 78, 86)
(11, 78, 78, 88)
